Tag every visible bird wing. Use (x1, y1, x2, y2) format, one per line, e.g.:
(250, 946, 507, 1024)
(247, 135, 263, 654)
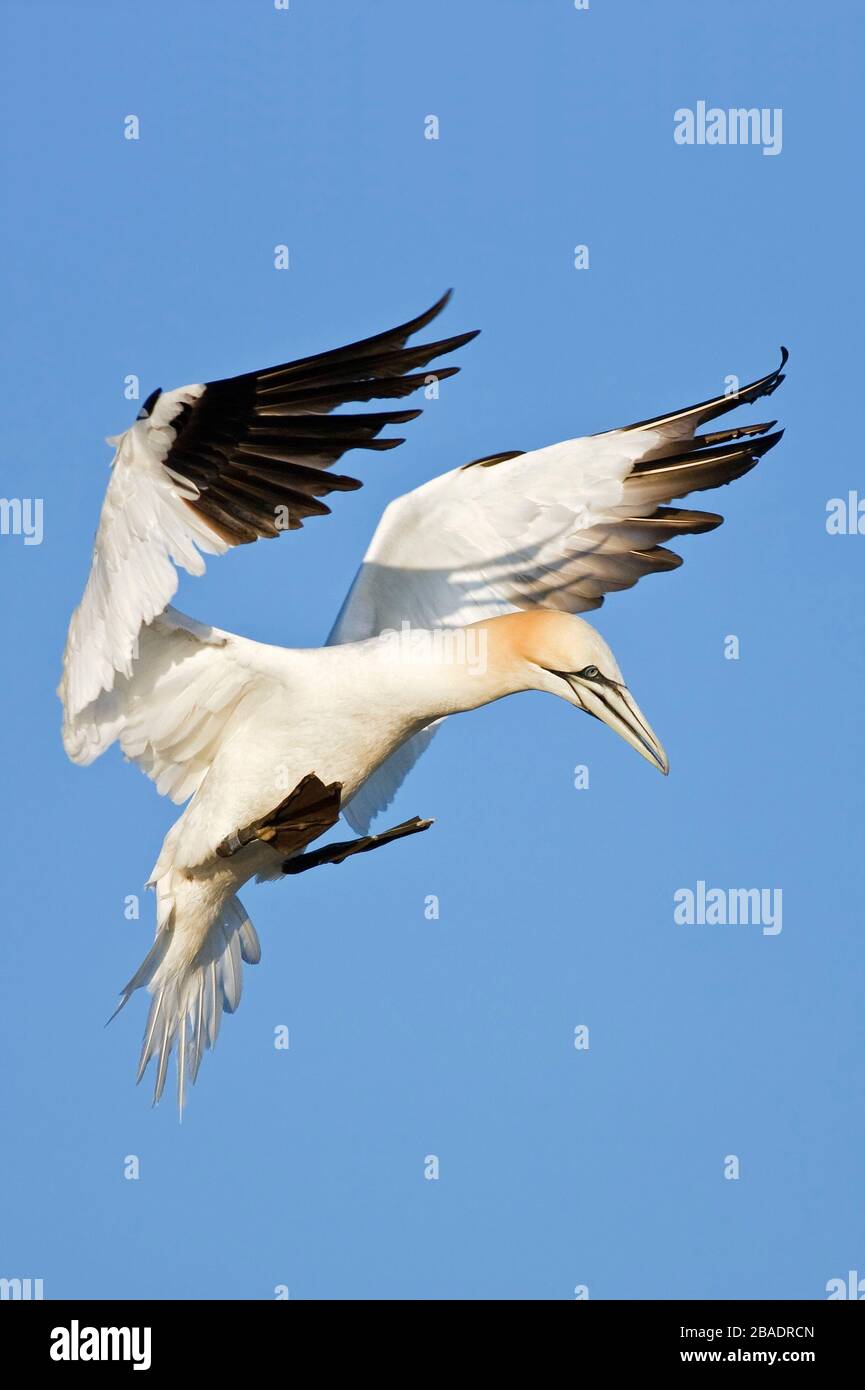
(329, 351, 787, 829)
(58, 292, 478, 758)
(69, 607, 284, 804)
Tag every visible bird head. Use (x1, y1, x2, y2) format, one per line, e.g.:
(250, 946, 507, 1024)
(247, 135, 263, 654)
(487, 609, 669, 775)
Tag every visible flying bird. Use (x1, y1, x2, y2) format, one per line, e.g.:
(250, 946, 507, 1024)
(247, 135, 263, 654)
(58, 292, 786, 1111)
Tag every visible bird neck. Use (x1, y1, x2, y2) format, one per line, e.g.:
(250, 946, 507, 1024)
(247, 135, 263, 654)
(365, 620, 530, 724)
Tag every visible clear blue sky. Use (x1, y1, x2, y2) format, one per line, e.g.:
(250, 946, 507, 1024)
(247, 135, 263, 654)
(1, 0, 862, 1300)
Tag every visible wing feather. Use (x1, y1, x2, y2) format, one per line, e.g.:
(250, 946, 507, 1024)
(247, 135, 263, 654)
(330, 351, 787, 827)
(59, 294, 477, 755)
(66, 608, 276, 807)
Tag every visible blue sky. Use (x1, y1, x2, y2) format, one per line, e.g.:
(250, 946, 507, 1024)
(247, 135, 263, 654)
(1, 0, 863, 1300)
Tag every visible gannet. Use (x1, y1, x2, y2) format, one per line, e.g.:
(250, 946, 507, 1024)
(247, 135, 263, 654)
(58, 293, 786, 1111)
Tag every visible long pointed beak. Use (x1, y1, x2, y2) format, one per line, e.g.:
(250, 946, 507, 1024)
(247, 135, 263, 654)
(576, 679, 669, 776)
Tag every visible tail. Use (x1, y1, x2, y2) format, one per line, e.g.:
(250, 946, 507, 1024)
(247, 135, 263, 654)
(112, 874, 261, 1115)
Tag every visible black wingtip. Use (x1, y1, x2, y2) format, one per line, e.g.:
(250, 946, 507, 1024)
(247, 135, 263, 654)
(421, 290, 480, 345)
(137, 387, 163, 420)
(750, 427, 785, 457)
(425, 328, 481, 354)
(406, 288, 454, 335)
(621, 345, 787, 438)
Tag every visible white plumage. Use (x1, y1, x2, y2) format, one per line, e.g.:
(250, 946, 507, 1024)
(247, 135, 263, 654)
(58, 293, 786, 1110)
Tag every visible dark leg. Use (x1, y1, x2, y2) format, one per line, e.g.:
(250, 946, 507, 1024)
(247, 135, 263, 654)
(282, 817, 433, 875)
(216, 773, 342, 860)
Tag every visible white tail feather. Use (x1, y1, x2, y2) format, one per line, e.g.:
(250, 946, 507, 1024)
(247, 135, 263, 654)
(113, 879, 261, 1115)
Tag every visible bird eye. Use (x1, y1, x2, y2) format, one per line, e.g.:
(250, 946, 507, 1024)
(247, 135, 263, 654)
(579, 665, 600, 680)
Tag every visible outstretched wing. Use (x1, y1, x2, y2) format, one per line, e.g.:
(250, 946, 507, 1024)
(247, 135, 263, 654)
(59, 293, 478, 759)
(329, 350, 787, 829)
(70, 607, 282, 803)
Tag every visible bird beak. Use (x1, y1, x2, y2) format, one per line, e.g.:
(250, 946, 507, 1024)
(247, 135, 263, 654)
(569, 676, 669, 775)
